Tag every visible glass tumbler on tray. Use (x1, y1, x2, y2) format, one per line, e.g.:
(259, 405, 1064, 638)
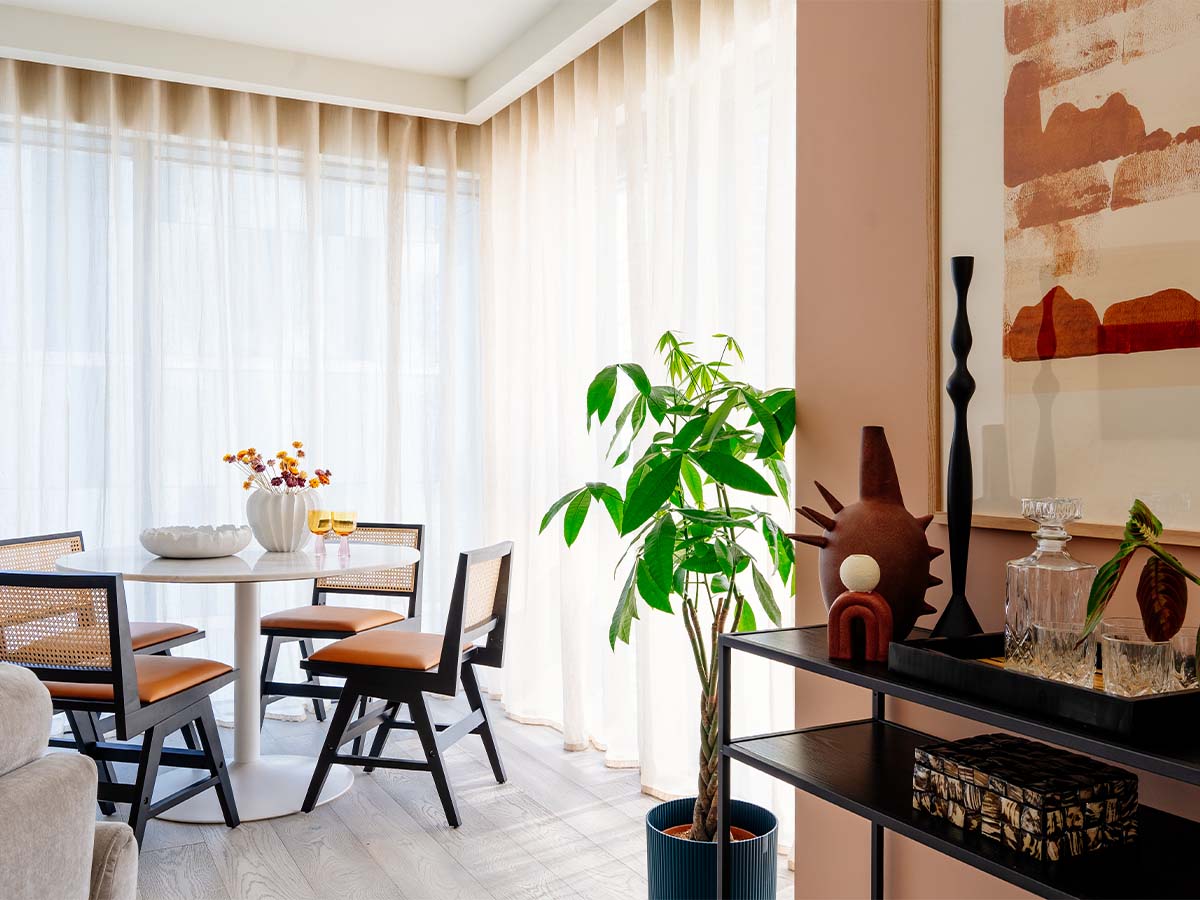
(1101, 618, 1173, 696)
(1033, 621, 1096, 686)
(1172, 625, 1198, 690)
(1005, 498, 1097, 674)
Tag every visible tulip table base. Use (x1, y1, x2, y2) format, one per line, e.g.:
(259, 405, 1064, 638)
(154, 756, 353, 822)
(156, 579, 350, 822)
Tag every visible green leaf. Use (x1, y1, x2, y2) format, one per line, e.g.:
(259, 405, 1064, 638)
(679, 456, 705, 507)
(588, 482, 623, 531)
(619, 363, 652, 397)
(621, 455, 683, 535)
(710, 573, 730, 595)
(737, 600, 757, 632)
(673, 565, 688, 596)
(677, 509, 756, 529)
(540, 488, 583, 534)
(609, 563, 640, 647)
(764, 389, 796, 444)
(671, 416, 707, 450)
(563, 490, 593, 546)
(642, 515, 677, 601)
(680, 544, 724, 574)
(586, 365, 618, 429)
(637, 557, 675, 613)
(647, 386, 674, 423)
(1136, 556, 1187, 641)
(1126, 499, 1163, 543)
(605, 397, 637, 459)
(744, 393, 784, 459)
(697, 393, 738, 449)
(752, 564, 782, 626)
(763, 456, 791, 507)
(694, 452, 774, 495)
(1082, 541, 1138, 638)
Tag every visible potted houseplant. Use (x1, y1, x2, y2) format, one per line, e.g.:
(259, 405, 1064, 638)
(541, 332, 795, 899)
(223, 441, 333, 551)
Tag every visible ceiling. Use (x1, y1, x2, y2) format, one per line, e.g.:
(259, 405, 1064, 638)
(0, 0, 652, 122)
(8, 0, 562, 79)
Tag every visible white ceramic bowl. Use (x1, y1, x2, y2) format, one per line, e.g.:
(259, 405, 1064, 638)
(139, 524, 252, 559)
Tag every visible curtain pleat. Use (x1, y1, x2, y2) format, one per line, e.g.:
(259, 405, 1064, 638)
(478, 0, 797, 848)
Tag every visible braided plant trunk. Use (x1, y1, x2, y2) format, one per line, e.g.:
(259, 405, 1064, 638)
(691, 686, 721, 841)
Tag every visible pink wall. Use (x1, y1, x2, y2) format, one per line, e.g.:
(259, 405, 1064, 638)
(794, 2, 1200, 897)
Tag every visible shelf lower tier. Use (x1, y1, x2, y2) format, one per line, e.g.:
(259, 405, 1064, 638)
(726, 719, 1196, 899)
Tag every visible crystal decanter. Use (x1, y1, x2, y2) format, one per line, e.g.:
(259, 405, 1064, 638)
(1004, 498, 1097, 672)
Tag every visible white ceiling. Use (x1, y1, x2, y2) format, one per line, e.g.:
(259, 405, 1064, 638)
(9, 0, 562, 79)
(0, 0, 653, 122)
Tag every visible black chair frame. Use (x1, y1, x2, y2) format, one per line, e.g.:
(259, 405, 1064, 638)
(1, 570, 239, 844)
(260, 522, 424, 726)
(299, 541, 512, 827)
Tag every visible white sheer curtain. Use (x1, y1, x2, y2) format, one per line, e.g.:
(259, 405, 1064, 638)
(479, 0, 797, 847)
(0, 59, 485, 712)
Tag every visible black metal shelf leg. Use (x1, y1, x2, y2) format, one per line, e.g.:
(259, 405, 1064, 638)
(871, 690, 885, 899)
(717, 642, 732, 899)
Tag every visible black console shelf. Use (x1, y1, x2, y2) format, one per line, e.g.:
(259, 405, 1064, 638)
(715, 626, 1200, 899)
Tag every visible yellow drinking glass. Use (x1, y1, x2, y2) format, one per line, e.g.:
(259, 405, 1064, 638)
(308, 509, 332, 556)
(331, 511, 357, 559)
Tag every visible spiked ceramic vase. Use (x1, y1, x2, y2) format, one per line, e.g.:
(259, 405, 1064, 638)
(790, 425, 943, 640)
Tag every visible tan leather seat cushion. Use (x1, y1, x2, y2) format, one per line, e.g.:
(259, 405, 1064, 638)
(44, 655, 232, 704)
(129, 620, 199, 650)
(309, 630, 462, 671)
(261, 605, 404, 633)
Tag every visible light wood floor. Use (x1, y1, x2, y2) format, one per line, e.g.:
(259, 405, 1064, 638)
(94, 695, 794, 900)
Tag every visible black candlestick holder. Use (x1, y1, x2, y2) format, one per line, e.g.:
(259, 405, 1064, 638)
(932, 256, 984, 638)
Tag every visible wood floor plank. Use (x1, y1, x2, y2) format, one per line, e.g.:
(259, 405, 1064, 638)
(200, 820, 319, 900)
(269, 802, 407, 900)
(373, 738, 580, 900)
(138, 843, 230, 900)
(329, 775, 492, 900)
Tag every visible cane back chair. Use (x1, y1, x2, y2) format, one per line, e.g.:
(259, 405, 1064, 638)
(0, 532, 205, 655)
(300, 540, 513, 827)
(0, 531, 209, 805)
(0, 570, 239, 844)
(259, 522, 423, 729)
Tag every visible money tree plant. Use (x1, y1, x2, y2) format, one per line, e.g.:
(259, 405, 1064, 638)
(540, 331, 796, 841)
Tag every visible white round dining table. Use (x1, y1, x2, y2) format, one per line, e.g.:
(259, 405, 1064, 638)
(56, 543, 420, 822)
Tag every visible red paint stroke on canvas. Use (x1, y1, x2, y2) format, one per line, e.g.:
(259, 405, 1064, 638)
(1005, 286, 1200, 361)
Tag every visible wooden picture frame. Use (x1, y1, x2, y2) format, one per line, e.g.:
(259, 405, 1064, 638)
(928, 0, 1200, 549)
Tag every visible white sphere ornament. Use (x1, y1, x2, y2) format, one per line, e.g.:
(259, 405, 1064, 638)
(839, 554, 881, 593)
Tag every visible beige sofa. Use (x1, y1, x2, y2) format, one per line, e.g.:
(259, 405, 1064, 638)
(0, 663, 138, 900)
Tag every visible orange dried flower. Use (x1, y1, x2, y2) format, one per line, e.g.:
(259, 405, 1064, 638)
(242, 480, 251, 490)
(222, 453, 234, 463)
(309, 478, 319, 489)
(292, 441, 303, 449)
(247, 447, 257, 456)
(276, 451, 287, 459)
(297, 449, 305, 458)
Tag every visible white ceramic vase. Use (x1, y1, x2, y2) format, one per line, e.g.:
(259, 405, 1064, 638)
(245, 491, 316, 552)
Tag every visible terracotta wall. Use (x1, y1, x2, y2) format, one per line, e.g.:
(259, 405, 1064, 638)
(794, 2, 1200, 897)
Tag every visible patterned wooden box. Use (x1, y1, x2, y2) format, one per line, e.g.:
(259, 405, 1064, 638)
(912, 733, 1137, 861)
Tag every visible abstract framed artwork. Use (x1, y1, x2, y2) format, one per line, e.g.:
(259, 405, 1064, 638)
(936, 0, 1200, 543)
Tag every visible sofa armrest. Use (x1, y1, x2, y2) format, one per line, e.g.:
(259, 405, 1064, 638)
(90, 821, 138, 900)
(0, 752, 96, 900)
(0, 663, 52, 777)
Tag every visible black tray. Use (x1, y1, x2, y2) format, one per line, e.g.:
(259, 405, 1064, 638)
(888, 632, 1200, 739)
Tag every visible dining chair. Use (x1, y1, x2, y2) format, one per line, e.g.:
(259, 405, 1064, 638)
(299, 540, 512, 827)
(0, 532, 205, 656)
(0, 531, 209, 793)
(259, 522, 423, 736)
(0, 570, 239, 844)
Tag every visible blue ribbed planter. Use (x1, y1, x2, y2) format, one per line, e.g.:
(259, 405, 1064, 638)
(645, 797, 778, 900)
